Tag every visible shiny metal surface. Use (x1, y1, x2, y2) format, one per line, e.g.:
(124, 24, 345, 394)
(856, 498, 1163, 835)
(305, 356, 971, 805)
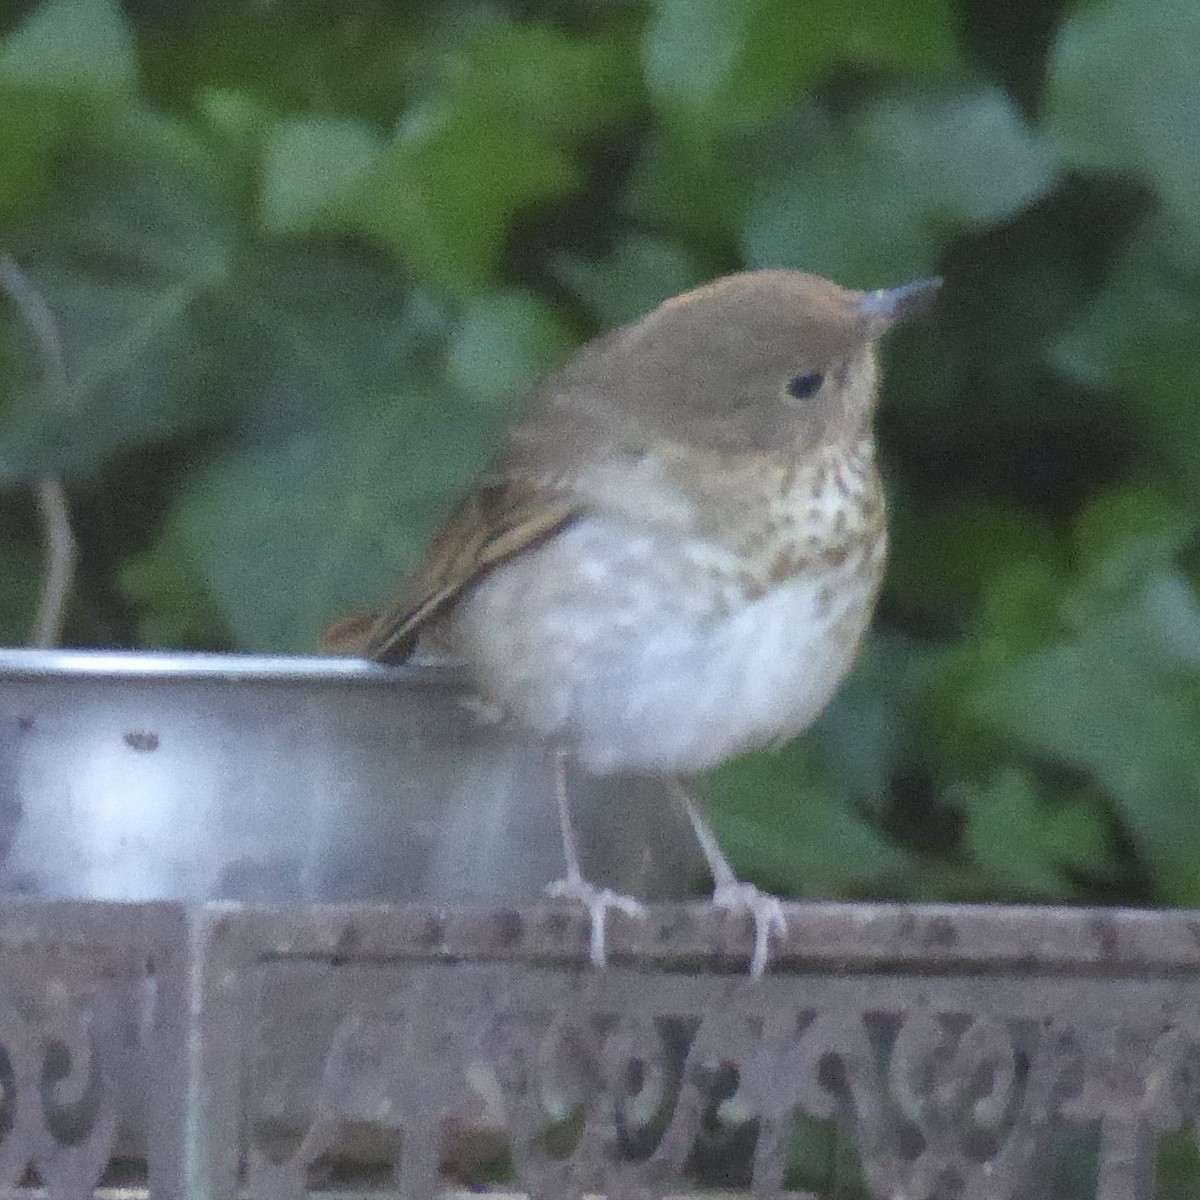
(0, 649, 700, 903)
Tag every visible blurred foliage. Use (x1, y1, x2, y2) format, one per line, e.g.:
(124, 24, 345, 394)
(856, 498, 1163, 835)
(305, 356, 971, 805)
(1, 0, 1199, 927)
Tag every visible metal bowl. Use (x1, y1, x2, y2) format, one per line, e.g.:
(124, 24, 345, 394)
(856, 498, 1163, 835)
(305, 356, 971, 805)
(0, 649, 700, 904)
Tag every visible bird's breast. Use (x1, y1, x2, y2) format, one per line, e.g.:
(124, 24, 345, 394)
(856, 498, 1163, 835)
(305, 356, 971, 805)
(446, 445, 888, 774)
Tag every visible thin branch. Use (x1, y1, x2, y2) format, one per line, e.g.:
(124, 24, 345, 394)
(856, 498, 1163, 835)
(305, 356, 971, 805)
(31, 478, 76, 646)
(0, 254, 77, 647)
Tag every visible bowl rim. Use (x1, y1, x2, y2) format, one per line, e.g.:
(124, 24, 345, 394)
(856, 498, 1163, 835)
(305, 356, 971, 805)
(0, 648, 470, 687)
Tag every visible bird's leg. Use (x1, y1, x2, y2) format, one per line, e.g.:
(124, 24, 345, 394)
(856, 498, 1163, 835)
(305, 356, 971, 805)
(668, 776, 787, 979)
(543, 747, 645, 967)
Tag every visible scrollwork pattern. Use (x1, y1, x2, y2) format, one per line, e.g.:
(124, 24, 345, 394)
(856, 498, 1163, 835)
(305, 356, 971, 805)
(247, 965, 1200, 1200)
(0, 974, 122, 1200)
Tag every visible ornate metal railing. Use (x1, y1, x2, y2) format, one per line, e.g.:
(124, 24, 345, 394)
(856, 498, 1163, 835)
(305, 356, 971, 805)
(2, 898, 1198, 1200)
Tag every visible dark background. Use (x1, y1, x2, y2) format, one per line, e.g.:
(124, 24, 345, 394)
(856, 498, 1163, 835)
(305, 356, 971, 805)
(1, 0, 1198, 916)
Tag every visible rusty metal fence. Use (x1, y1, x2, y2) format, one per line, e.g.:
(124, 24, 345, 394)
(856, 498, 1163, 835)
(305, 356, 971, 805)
(1, 898, 1197, 1200)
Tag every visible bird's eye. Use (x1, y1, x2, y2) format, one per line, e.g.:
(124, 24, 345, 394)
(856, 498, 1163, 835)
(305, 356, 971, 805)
(785, 371, 824, 400)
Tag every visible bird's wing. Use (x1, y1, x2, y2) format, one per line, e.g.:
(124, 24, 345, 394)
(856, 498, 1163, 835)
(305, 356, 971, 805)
(323, 474, 578, 663)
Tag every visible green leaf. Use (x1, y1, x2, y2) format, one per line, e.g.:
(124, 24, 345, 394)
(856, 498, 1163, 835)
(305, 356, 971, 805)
(644, 0, 959, 128)
(921, 555, 1072, 780)
(350, 92, 579, 289)
(887, 488, 1063, 630)
(812, 631, 935, 810)
(643, 0, 750, 123)
(703, 743, 912, 896)
(260, 115, 385, 237)
(969, 621, 1200, 905)
(623, 132, 748, 246)
(1070, 479, 1196, 610)
(0, 91, 62, 219)
(0, 103, 448, 486)
(341, 19, 628, 289)
(1045, 0, 1200, 232)
(196, 87, 272, 145)
(1067, 554, 1200, 681)
(957, 769, 1107, 897)
(135, 2, 411, 121)
(743, 87, 1056, 285)
(1051, 216, 1200, 492)
(962, 485, 1200, 905)
(228, 246, 450, 430)
(0, 108, 238, 483)
(553, 234, 709, 329)
(0, 0, 136, 95)
(456, 23, 640, 139)
(445, 290, 575, 406)
(122, 246, 451, 651)
(154, 389, 501, 653)
(1044, 788, 1113, 878)
(121, 518, 230, 650)
(974, 559, 1069, 658)
(0, 498, 43, 646)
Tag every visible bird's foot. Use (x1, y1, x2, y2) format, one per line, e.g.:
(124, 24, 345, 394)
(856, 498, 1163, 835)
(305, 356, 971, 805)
(545, 876, 646, 968)
(710, 881, 787, 980)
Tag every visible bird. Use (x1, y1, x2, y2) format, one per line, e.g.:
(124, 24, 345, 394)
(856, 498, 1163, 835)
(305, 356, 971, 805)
(324, 268, 940, 976)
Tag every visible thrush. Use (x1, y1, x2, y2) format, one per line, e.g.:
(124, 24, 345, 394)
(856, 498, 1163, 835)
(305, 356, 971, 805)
(325, 269, 940, 975)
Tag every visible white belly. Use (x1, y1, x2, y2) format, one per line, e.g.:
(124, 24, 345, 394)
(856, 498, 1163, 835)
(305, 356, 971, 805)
(447, 515, 882, 774)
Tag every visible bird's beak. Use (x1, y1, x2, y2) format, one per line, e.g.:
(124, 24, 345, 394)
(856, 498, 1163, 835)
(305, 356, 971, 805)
(858, 277, 942, 331)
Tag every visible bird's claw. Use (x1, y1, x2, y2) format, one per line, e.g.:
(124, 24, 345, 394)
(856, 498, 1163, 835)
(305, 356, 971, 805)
(711, 881, 787, 979)
(545, 878, 646, 968)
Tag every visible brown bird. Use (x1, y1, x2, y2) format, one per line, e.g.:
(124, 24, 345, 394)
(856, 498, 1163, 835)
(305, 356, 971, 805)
(325, 269, 940, 976)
